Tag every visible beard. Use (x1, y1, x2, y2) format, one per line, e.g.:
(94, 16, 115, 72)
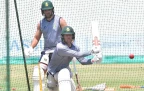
(45, 12, 53, 19)
(64, 39, 73, 43)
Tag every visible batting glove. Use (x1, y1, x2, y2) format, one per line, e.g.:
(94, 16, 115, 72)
(91, 45, 101, 54)
(24, 46, 34, 58)
(91, 53, 102, 64)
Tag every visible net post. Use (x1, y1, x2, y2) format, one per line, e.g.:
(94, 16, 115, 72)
(5, 0, 10, 91)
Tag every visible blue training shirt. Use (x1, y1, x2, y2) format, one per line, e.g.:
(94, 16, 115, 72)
(40, 15, 62, 50)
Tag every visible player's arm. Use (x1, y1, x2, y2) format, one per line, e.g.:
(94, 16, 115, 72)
(76, 54, 102, 65)
(30, 22, 42, 48)
(57, 45, 91, 58)
(57, 45, 101, 65)
(57, 46, 93, 65)
(76, 57, 92, 65)
(74, 47, 93, 65)
(60, 18, 67, 29)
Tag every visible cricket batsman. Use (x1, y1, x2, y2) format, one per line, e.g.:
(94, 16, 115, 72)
(24, 0, 67, 90)
(47, 26, 102, 91)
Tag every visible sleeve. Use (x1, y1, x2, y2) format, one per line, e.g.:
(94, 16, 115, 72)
(76, 57, 92, 65)
(57, 45, 91, 58)
(57, 44, 92, 65)
(75, 47, 93, 65)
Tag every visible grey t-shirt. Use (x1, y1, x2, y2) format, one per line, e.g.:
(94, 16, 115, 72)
(48, 42, 92, 75)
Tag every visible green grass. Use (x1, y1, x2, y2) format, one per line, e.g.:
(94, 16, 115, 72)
(0, 64, 144, 91)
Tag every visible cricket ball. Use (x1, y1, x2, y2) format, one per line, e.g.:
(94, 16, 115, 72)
(129, 54, 134, 59)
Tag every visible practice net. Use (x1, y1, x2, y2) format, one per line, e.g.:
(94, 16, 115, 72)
(1, 0, 144, 91)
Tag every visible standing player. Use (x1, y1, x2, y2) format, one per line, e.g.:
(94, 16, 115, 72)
(47, 26, 102, 91)
(24, 0, 67, 90)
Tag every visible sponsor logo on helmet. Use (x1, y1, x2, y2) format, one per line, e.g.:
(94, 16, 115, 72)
(66, 28, 70, 31)
(45, 2, 48, 6)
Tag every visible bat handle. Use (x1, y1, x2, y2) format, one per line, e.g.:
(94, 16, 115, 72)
(75, 74, 79, 84)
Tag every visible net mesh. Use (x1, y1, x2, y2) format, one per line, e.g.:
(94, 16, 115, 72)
(1, 0, 144, 91)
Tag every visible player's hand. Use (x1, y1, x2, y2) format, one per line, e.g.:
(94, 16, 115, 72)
(76, 84, 83, 91)
(91, 53, 102, 64)
(24, 46, 33, 58)
(91, 45, 101, 54)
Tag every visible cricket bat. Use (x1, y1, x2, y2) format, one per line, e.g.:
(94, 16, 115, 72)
(72, 58, 83, 91)
(82, 87, 115, 91)
(82, 83, 115, 91)
(91, 21, 102, 63)
(120, 85, 144, 89)
(38, 63, 43, 91)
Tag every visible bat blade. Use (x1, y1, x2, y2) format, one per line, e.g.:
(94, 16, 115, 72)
(91, 21, 103, 63)
(120, 85, 144, 89)
(82, 83, 106, 91)
(91, 21, 100, 46)
(120, 85, 135, 88)
(91, 20, 102, 53)
(38, 63, 43, 91)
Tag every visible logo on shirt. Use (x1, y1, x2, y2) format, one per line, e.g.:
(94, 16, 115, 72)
(45, 2, 48, 6)
(53, 24, 57, 30)
(66, 28, 70, 31)
(44, 58, 47, 61)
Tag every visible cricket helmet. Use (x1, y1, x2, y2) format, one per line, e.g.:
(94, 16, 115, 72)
(41, 0, 54, 15)
(61, 26, 75, 41)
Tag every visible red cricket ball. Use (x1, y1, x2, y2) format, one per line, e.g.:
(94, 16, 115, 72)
(129, 54, 134, 59)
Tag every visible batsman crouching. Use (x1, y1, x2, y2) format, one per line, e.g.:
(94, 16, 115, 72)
(47, 26, 102, 91)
